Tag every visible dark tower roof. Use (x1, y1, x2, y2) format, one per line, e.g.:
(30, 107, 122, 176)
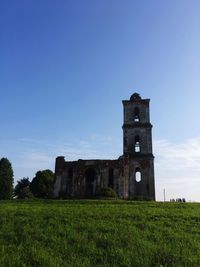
(130, 93, 142, 101)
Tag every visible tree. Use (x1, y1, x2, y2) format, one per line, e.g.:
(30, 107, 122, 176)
(14, 178, 33, 199)
(30, 169, 54, 198)
(0, 158, 14, 199)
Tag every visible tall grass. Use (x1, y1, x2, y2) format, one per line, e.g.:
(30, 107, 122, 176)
(0, 200, 199, 266)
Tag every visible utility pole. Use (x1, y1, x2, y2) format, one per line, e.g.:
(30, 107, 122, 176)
(163, 188, 166, 202)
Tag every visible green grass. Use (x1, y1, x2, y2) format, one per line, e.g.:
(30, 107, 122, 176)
(0, 200, 199, 266)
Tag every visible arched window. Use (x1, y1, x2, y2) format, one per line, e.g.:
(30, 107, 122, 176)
(68, 168, 73, 179)
(67, 168, 73, 195)
(108, 168, 114, 188)
(146, 184, 149, 194)
(134, 107, 140, 122)
(134, 136, 141, 153)
(135, 168, 141, 182)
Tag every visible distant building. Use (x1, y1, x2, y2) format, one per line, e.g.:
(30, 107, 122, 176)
(53, 93, 155, 200)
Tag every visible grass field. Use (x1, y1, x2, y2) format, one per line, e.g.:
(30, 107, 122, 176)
(0, 200, 199, 267)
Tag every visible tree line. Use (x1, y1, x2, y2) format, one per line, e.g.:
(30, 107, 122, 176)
(0, 157, 54, 199)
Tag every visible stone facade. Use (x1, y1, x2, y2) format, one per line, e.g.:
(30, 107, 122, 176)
(53, 93, 155, 200)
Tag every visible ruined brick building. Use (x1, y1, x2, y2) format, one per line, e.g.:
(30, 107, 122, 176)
(53, 93, 155, 200)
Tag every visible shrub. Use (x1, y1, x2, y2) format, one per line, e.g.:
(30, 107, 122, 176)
(95, 187, 117, 198)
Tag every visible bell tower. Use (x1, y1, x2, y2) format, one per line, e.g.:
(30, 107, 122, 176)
(122, 93, 155, 200)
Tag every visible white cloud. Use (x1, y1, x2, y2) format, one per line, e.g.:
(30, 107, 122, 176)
(23, 152, 53, 167)
(154, 137, 200, 175)
(154, 137, 200, 201)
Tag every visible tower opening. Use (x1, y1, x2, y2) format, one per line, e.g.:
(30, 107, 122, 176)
(134, 107, 140, 122)
(134, 135, 141, 153)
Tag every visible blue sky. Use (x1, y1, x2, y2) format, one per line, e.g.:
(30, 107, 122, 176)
(1, 0, 200, 201)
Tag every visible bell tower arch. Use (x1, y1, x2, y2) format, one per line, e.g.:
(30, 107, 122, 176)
(122, 93, 155, 200)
